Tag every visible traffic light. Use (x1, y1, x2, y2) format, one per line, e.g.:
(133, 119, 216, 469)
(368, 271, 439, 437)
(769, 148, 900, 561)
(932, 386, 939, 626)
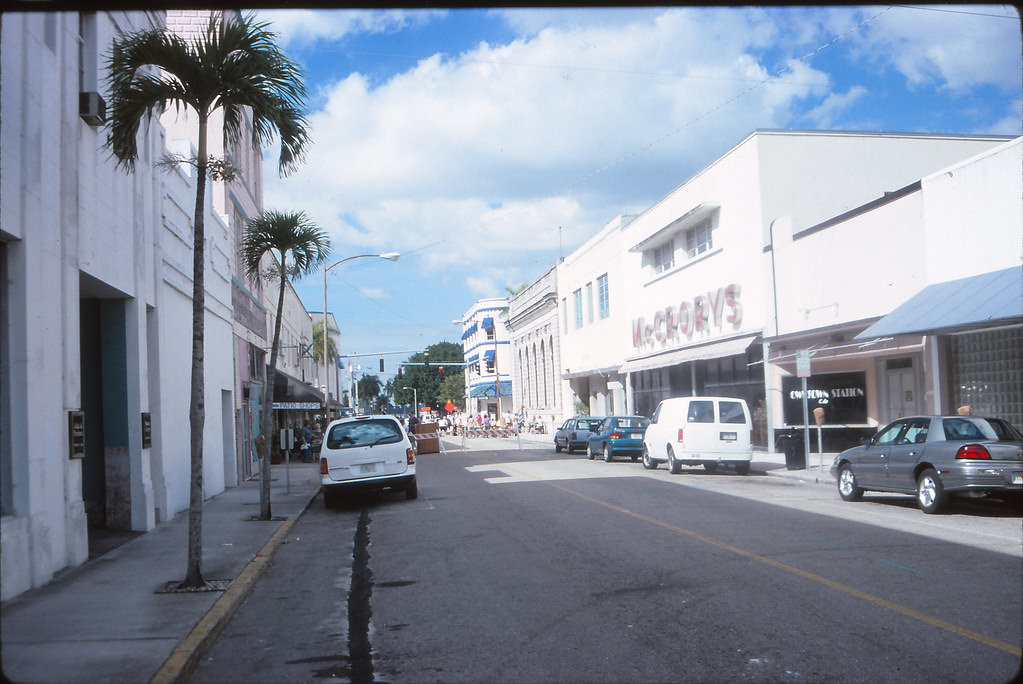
(423, 351, 430, 367)
(379, 357, 385, 373)
(438, 366, 444, 375)
(397, 366, 402, 377)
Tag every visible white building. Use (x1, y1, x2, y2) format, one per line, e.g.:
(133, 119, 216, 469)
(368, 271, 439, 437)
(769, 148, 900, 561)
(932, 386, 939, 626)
(0, 9, 327, 600)
(458, 298, 512, 419)
(0, 9, 237, 598)
(551, 130, 1017, 451)
(505, 265, 562, 433)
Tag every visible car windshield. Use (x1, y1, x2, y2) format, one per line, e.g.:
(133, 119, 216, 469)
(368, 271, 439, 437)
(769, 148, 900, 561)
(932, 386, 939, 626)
(327, 419, 403, 449)
(942, 417, 1022, 442)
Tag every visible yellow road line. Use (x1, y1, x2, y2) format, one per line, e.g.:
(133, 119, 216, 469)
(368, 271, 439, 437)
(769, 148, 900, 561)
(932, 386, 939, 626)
(505, 465, 1022, 657)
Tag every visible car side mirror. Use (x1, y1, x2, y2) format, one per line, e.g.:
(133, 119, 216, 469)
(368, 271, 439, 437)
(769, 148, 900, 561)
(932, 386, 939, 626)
(860, 436, 873, 446)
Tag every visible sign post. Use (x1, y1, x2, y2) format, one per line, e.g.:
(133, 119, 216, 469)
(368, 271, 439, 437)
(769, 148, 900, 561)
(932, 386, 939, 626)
(280, 428, 294, 494)
(796, 350, 812, 471)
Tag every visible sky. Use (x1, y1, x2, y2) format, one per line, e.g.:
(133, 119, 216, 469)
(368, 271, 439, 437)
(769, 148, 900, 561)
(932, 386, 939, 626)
(252, 5, 1022, 382)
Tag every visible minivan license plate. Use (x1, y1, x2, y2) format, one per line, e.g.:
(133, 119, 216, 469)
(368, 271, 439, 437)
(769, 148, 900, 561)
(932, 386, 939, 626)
(720, 432, 737, 441)
(359, 463, 380, 475)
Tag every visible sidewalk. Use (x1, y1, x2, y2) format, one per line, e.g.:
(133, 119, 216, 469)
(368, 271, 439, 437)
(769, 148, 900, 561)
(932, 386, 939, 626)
(1, 462, 322, 684)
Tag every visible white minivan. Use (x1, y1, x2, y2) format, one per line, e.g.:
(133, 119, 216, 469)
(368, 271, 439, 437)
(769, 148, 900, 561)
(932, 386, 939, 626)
(320, 414, 417, 507)
(642, 396, 754, 475)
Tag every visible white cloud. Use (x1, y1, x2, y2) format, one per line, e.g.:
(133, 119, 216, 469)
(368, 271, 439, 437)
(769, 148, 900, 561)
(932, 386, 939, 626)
(858, 5, 1022, 92)
(260, 5, 1021, 329)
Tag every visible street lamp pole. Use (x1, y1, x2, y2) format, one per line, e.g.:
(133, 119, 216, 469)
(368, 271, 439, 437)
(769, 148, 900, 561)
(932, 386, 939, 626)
(322, 252, 400, 418)
(402, 386, 417, 417)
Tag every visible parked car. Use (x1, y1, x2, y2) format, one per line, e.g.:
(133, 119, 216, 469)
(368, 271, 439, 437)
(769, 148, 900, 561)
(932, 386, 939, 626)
(643, 396, 754, 474)
(587, 416, 650, 462)
(320, 414, 417, 507)
(830, 415, 1023, 514)
(554, 417, 605, 454)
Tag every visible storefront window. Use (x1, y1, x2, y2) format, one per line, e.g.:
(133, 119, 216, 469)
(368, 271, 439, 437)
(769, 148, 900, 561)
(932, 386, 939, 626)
(950, 327, 1023, 428)
(781, 372, 868, 426)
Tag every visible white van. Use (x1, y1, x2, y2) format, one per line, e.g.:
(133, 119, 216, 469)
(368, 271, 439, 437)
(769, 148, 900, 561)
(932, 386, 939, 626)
(642, 396, 754, 475)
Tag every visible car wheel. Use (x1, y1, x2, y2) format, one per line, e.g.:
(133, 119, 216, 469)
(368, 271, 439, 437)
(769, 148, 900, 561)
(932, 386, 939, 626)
(555, 442, 563, 453)
(704, 462, 717, 473)
(916, 468, 947, 514)
(587, 445, 595, 460)
(603, 444, 613, 462)
(567, 444, 574, 454)
(630, 455, 639, 462)
(837, 464, 864, 501)
(642, 446, 657, 470)
(406, 480, 419, 500)
(734, 462, 750, 476)
(667, 446, 682, 475)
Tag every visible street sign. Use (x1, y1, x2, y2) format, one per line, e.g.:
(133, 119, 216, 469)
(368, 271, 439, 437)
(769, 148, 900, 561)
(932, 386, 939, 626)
(796, 349, 812, 378)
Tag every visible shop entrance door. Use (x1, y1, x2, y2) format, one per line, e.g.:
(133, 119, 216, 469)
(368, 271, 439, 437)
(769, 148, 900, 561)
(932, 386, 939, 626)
(884, 357, 920, 423)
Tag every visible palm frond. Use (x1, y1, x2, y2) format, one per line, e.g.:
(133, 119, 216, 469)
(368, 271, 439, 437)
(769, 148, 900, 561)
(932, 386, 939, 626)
(241, 210, 331, 282)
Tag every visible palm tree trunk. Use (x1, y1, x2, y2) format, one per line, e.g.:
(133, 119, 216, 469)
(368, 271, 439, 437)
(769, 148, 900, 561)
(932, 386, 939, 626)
(259, 253, 288, 520)
(184, 113, 209, 588)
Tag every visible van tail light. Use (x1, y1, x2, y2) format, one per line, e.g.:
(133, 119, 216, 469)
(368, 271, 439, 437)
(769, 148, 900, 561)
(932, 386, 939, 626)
(320, 457, 328, 475)
(956, 444, 991, 460)
(406, 448, 416, 465)
(610, 431, 622, 440)
(677, 428, 684, 442)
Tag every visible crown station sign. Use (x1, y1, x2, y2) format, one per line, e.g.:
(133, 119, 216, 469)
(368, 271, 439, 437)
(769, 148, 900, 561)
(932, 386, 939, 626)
(632, 283, 742, 349)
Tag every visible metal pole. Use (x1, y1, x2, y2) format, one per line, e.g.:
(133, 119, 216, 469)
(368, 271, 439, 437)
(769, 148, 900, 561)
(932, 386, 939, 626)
(801, 376, 811, 470)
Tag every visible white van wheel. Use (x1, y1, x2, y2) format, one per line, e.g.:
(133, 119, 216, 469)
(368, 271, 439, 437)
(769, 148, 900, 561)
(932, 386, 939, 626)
(642, 447, 657, 470)
(667, 446, 682, 474)
(735, 462, 750, 476)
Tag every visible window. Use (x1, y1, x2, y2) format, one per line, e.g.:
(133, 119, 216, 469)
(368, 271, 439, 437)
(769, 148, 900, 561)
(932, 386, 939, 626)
(687, 400, 715, 423)
(686, 219, 712, 258)
(573, 289, 583, 329)
(585, 283, 593, 324)
(596, 274, 609, 319)
(561, 297, 568, 334)
(719, 401, 746, 424)
(653, 239, 675, 273)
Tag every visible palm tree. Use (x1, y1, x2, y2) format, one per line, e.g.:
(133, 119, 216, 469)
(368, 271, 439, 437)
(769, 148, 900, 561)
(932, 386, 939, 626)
(312, 319, 337, 365)
(242, 210, 330, 520)
(105, 13, 309, 588)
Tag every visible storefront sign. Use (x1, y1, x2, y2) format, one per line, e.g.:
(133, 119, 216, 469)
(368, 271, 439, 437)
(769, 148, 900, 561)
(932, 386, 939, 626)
(272, 402, 321, 410)
(782, 372, 867, 425)
(632, 284, 742, 349)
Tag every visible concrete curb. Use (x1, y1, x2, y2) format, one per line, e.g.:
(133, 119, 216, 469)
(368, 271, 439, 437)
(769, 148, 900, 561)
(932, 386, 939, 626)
(149, 486, 322, 684)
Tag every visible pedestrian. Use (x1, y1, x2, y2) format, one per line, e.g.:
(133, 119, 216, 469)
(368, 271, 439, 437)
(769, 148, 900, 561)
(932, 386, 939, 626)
(300, 421, 313, 463)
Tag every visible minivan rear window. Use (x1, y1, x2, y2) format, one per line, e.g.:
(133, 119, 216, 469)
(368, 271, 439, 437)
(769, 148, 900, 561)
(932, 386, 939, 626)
(687, 401, 715, 423)
(327, 419, 403, 449)
(719, 401, 746, 424)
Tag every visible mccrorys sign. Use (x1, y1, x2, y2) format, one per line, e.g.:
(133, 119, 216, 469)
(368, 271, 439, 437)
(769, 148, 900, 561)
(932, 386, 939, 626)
(632, 284, 742, 349)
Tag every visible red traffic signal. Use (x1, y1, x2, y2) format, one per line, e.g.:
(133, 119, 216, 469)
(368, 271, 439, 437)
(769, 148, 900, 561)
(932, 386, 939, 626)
(438, 366, 444, 374)
(397, 366, 402, 377)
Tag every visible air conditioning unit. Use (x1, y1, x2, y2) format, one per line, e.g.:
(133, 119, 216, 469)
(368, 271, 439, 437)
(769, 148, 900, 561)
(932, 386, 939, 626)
(79, 91, 106, 126)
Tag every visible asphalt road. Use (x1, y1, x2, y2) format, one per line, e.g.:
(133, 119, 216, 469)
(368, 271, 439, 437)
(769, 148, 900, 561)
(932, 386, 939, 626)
(190, 446, 1022, 684)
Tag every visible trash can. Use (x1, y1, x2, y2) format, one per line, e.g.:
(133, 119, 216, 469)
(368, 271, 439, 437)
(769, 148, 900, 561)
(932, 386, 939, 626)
(778, 434, 805, 470)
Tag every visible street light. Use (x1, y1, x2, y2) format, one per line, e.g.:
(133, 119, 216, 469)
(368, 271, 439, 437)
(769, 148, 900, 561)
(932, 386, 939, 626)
(322, 252, 400, 417)
(401, 386, 417, 417)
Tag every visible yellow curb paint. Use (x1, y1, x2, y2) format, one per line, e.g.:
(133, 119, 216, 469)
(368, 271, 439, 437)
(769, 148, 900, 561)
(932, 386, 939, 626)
(150, 493, 317, 684)
(504, 465, 1022, 658)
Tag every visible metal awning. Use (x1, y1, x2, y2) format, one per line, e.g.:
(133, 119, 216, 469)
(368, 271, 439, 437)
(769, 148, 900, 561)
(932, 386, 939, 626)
(854, 267, 1022, 339)
(618, 334, 758, 374)
(481, 317, 494, 330)
(469, 381, 512, 397)
(629, 202, 719, 252)
(482, 349, 495, 362)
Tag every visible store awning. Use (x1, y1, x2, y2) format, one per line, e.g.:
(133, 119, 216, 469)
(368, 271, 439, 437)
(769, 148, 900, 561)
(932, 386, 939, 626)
(469, 381, 512, 398)
(482, 349, 495, 362)
(618, 334, 758, 374)
(271, 369, 324, 408)
(481, 317, 494, 330)
(461, 322, 478, 340)
(854, 267, 1022, 340)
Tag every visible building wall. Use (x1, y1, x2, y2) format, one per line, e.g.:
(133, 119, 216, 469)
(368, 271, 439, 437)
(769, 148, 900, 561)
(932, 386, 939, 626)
(506, 265, 562, 431)
(460, 298, 512, 418)
(1, 10, 168, 599)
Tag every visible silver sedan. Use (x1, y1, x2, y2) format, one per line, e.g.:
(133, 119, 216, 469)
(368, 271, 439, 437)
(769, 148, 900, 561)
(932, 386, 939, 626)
(830, 415, 1023, 514)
